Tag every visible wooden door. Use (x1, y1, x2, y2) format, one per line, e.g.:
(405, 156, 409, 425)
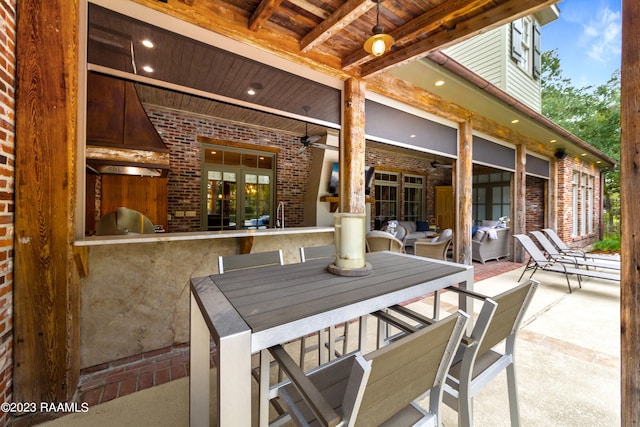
(435, 186, 454, 230)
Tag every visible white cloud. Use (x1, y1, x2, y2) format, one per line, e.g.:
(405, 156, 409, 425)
(581, 7, 621, 63)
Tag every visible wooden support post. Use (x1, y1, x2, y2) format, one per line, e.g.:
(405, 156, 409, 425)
(456, 120, 473, 265)
(620, 0, 640, 422)
(14, 0, 80, 402)
(340, 78, 366, 214)
(513, 144, 527, 263)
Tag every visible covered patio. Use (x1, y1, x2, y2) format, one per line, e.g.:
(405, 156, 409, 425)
(29, 261, 619, 426)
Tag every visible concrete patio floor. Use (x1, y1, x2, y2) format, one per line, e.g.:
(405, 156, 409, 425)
(32, 261, 620, 426)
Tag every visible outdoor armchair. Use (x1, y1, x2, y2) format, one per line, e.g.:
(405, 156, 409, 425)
(365, 230, 405, 253)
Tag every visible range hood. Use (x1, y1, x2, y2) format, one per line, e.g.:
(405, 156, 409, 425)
(86, 72, 170, 176)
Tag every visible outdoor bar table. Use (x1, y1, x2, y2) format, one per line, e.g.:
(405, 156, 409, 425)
(189, 251, 473, 426)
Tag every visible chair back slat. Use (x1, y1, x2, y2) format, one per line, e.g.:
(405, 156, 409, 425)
(530, 231, 561, 257)
(477, 280, 537, 356)
(542, 228, 570, 251)
(353, 313, 464, 426)
(218, 249, 283, 273)
(300, 245, 335, 262)
(513, 234, 551, 264)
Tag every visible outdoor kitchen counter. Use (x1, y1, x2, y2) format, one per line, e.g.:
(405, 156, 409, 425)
(76, 227, 334, 369)
(75, 226, 334, 246)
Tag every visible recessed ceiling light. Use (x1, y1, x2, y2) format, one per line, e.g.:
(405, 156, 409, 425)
(596, 160, 602, 164)
(550, 139, 557, 143)
(435, 80, 445, 87)
(511, 119, 519, 124)
(142, 39, 154, 48)
(247, 82, 263, 96)
(410, 134, 416, 138)
(581, 153, 587, 156)
(142, 65, 154, 73)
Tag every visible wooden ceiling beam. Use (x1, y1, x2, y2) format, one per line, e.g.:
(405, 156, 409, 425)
(360, 0, 558, 77)
(342, 0, 488, 70)
(300, 0, 374, 53)
(249, 0, 285, 31)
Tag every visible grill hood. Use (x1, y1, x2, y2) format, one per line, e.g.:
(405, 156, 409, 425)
(86, 72, 169, 176)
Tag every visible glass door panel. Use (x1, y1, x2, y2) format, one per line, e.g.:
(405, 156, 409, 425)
(206, 170, 237, 230)
(243, 173, 271, 229)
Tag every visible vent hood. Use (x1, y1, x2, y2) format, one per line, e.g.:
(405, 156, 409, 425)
(86, 72, 169, 176)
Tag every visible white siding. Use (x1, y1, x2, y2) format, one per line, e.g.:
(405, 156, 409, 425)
(505, 23, 542, 111)
(443, 20, 543, 112)
(443, 27, 506, 90)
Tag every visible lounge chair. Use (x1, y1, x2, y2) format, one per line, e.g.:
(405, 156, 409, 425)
(513, 234, 619, 293)
(530, 231, 620, 271)
(365, 230, 404, 253)
(542, 228, 620, 262)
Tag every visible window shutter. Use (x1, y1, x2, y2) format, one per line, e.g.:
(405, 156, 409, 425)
(532, 21, 542, 79)
(511, 20, 523, 62)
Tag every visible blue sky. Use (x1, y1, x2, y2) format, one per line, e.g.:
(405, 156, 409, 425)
(542, 0, 621, 88)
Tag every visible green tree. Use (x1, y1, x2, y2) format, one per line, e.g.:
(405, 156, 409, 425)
(541, 50, 620, 234)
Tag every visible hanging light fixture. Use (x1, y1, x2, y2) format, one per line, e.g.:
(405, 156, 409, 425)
(363, 0, 394, 57)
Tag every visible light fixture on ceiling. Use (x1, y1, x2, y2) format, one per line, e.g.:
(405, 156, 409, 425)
(247, 82, 263, 96)
(142, 65, 154, 73)
(142, 39, 154, 48)
(363, 0, 394, 57)
(435, 80, 445, 87)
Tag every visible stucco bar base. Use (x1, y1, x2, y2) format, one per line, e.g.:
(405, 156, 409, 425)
(79, 229, 333, 368)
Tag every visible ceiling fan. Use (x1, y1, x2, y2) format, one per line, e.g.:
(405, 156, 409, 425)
(429, 155, 453, 170)
(297, 106, 338, 153)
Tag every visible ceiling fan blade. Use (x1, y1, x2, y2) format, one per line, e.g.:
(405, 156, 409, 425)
(297, 144, 307, 154)
(309, 142, 338, 151)
(307, 134, 321, 143)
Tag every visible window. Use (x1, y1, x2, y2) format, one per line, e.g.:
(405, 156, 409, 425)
(202, 145, 275, 230)
(404, 175, 425, 222)
(587, 176, 594, 233)
(472, 171, 511, 224)
(511, 17, 541, 79)
(572, 171, 579, 236)
(375, 172, 399, 221)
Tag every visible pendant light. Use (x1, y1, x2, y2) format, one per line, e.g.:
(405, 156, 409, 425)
(363, 0, 394, 57)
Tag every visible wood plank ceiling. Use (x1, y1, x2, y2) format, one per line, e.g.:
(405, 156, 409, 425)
(90, 0, 558, 156)
(130, 0, 558, 79)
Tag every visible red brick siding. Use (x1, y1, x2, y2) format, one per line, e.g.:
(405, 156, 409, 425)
(0, 1, 15, 424)
(525, 175, 545, 231)
(146, 106, 311, 231)
(556, 156, 602, 248)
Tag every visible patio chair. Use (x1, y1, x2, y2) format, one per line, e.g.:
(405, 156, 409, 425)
(269, 309, 469, 427)
(440, 279, 539, 427)
(381, 220, 408, 247)
(299, 245, 335, 262)
(365, 230, 404, 253)
(414, 236, 452, 260)
(530, 231, 619, 271)
(542, 228, 620, 262)
(414, 229, 453, 318)
(218, 249, 284, 273)
(299, 245, 350, 367)
(513, 234, 619, 293)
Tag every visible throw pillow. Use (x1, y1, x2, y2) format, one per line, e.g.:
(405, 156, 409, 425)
(416, 221, 429, 231)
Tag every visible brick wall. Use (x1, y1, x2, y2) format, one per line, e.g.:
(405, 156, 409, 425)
(525, 175, 546, 231)
(0, 1, 15, 424)
(556, 156, 602, 248)
(146, 106, 311, 231)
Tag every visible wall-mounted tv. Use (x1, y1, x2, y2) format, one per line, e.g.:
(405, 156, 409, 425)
(328, 162, 374, 196)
